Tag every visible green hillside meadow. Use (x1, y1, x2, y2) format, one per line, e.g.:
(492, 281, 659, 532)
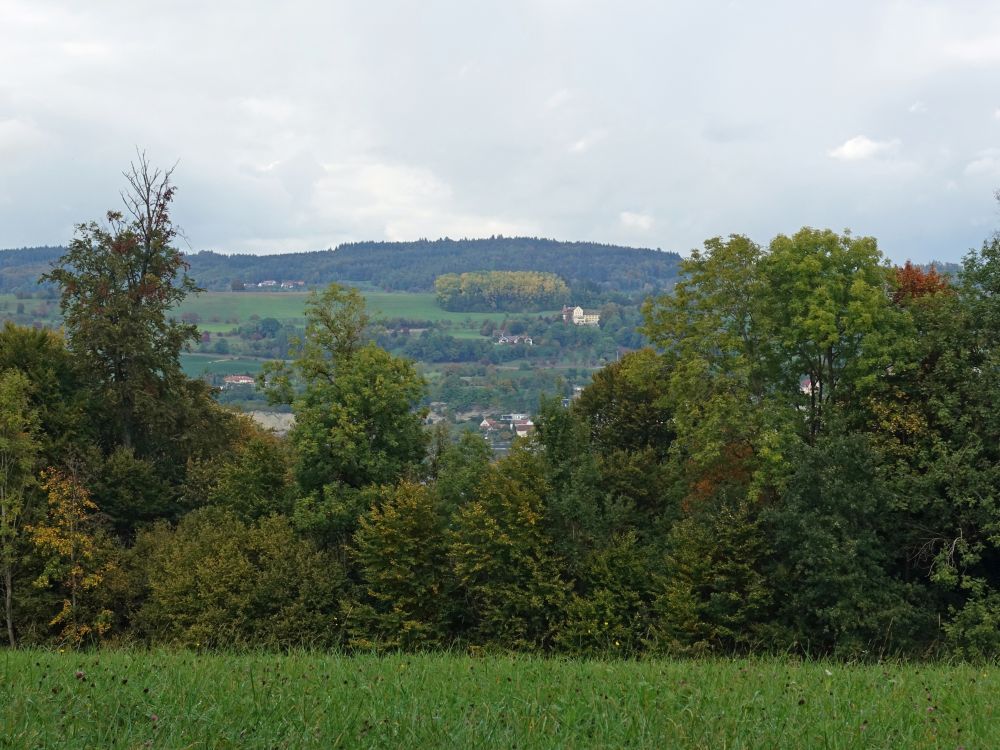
(2, 650, 992, 749)
(173, 291, 560, 326)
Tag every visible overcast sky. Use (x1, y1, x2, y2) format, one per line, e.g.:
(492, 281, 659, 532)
(2, 1, 999, 262)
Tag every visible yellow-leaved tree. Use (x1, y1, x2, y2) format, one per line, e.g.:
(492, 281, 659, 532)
(29, 468, 120, 646)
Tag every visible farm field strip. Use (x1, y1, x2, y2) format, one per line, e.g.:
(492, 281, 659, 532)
(179, 354, 269, 377)
(172, 291, 561, 326)
(2, 291, 561, 330)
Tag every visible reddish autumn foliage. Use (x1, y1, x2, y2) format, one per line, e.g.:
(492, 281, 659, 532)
(684, 442, 754, 513)
(893, 261, 949, 304)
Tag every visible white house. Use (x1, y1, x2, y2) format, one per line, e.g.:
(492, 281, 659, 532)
(562, 305, 600, 326)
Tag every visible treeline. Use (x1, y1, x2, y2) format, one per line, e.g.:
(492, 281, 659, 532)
(5, 227, 1000, 658)
(8, 165, 1000, 659)
(0, 237, 681, 299)
(434, 271, 569, 312)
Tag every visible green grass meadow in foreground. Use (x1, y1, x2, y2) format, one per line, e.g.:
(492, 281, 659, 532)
(1, 651, 992, 749)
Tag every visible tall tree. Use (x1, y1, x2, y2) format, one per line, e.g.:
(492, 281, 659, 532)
(765, 435, 923, 655)
(264, 284, 427, 500)
(0, 323, 88, 466)
(762, 227, 903, 439)
(447, 447, 568, 650)
(41, 155, 199, 456)
(0, 369, 40, 646)
(641, 234, 787, 505)
(29, 469, 120, 646)
(349, 481, 452, 649)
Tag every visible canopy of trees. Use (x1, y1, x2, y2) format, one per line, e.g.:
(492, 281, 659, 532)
(434, 271, 570, 312)
(5, 162, 1000, 660)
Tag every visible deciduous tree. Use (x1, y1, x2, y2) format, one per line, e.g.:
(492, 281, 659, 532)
(41, 155, 200, 457)
(0, 369, 39, 646)
(264, 284, 427, 497)
(29, 469, 120, 646)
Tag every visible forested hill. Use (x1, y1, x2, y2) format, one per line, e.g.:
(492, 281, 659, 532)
(291, 238, 682, 293)
(0, 246, 65, 294)
(0, 237, 682, 295)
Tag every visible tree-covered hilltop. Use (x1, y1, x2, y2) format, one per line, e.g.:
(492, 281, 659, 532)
(0, 237, 681, 297)
(311, 238, 680, 295)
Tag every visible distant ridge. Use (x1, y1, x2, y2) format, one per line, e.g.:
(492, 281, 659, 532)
(0, 237, 682, 295)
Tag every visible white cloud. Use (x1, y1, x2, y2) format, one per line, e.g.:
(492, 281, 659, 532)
(620, 211, 653, 231)
(307, 159, 534, 243)
(457, 61, 480, 79)
(944, 34, 1000, 65)
(60, 40, 113, 61)
(239, 97, 296, 123)
(908, 101, 927, 114)
(829, 135, 902, 161)
(568, 130, 606, 154)
(994, 107, 1000, 121)
(545, 89, 573, 110)
(964, 148, 1000, 177)
(0, 119, 46, 154)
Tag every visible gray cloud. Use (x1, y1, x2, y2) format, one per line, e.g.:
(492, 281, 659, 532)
(1, 0, 999, 263)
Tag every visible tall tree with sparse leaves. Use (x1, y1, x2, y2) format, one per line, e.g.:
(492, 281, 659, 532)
(42, 154, 200, 457)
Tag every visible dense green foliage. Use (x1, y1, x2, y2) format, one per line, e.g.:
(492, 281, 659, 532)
(2, 650, 996, 748)
(6, 164, 1000, 662)
(434, 271, 569, 312)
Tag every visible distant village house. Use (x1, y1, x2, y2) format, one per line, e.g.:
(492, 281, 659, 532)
(513, 419, 535, 439)
(496, 333, 533, 345)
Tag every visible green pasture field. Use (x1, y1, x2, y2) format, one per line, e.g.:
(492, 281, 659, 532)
(0, 294, 58, 321)
(179, 354, 267, 378)
(366, 292, 560, 324)
(174, 292, 310, 324)
(0, 291, 560, 334)
(442, 328, 489, 339)
(173, 291, 560, 327)
(0, 650, 992, 749)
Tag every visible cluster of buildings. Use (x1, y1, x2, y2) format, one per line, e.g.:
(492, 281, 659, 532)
(479, 413, 535, 439)
(561, 305, 600, 326)
(252, 280, 306, 289)
(495, 333, 534, 345)
(221, 374, 256, 387)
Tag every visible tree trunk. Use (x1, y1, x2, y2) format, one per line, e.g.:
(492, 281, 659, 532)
(0, 498, 12, 648)
(3, 566, 13, 648)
